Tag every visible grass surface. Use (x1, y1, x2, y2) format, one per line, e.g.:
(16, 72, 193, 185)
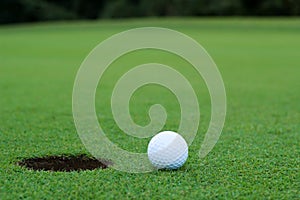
(0, 18, 299, 199)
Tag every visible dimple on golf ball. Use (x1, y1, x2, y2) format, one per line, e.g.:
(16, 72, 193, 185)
(147, 131, 188, 169)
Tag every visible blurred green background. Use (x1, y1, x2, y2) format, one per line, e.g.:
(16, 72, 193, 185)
(1, 0, 300, 24)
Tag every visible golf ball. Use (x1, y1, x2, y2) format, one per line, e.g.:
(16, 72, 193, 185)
(147, 131, 188, 169)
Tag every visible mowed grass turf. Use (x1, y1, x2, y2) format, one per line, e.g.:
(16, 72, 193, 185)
(0, 18, 299, 199)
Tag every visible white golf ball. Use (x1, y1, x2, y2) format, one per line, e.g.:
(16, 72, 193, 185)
(147, 131, 188, 169)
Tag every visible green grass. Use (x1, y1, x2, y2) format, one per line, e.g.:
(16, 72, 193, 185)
(0, 18, 299, 199)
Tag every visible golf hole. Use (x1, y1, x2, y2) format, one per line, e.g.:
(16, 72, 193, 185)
(17, 154, 112, 172)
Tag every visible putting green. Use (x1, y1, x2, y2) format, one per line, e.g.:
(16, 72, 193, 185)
(0, 18, 299, 199)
